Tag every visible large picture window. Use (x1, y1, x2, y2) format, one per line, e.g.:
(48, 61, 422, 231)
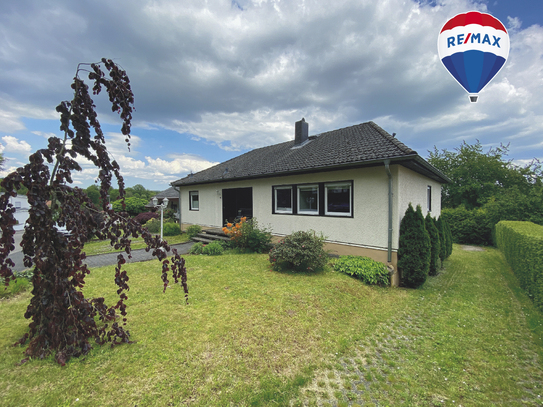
(189, 191, 199, 211)
(298, 185, 319, 215)
(274, 186, 293, 213)
(325, 182, 351, 216)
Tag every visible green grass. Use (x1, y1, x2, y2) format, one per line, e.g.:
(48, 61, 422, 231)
(1, 245, 542, 406)
(301, 246, 543, 406)
(83, 233, 190, 256)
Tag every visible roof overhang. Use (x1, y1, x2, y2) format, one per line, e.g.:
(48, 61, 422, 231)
(171, 154, 451, 187)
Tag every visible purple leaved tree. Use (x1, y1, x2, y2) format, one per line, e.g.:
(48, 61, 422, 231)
(0, 59, 188, 366)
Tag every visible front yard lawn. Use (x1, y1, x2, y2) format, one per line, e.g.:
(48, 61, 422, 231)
(1, 245, 542, 406)
(83, 233, 190, 256)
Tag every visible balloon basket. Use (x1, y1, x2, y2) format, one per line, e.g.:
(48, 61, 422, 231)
(469, 94, 479, 103)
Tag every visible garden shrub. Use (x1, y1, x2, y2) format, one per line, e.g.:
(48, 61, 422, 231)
(398, 203, 430, 288)
(441, 206, 491, 245)
(425, 213, 440, 276)
(186, 225, 202, 239)
(435, 216, 446, 267)
(202, 241, 224, 256)
(268, 230, 328, 272)
(133, 211, 158, 225)
(144, 218, 160, 233)
(496, 221, 543, 311)
(223, 217, 272, 253)
(189, 241, 225, 256)
(333, 256, 389, 286)
(163, 222, 181, 236)
(444, 219, 453, 258)
(189, 242, 205, 255)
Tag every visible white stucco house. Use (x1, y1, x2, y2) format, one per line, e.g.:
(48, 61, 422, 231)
(171, 119, 450, 285)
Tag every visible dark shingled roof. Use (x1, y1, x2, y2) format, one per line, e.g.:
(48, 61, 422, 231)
(171, 121, 449, 186)
(145, 186, 179, 208)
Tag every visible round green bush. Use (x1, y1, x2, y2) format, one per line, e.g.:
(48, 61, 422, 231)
(269, 230, 328, 272)
(144, 218, 160, 233)
(163, 222, 181, 236)
(202, 241, 224, 256)
(333, 255, 389, 286)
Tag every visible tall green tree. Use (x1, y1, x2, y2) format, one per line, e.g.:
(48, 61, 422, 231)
(398, 204, 430, 288)
(428, 141, 541, 209)
(425, 213, 440, 276)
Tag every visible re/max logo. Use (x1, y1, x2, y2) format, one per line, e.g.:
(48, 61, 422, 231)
(447, 33, 502, 48)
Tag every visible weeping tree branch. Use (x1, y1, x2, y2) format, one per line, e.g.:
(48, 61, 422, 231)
(0, 58, 188, 366)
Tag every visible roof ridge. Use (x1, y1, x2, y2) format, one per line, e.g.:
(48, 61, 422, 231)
(366, 121, 417, 155)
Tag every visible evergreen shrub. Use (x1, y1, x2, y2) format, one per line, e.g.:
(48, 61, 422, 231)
(269, 230, 328, 272)
(425, 214, 440, 276)
(496, 221, 543, 311)
(398, 204, 430, 288)
(333, 256, 389, 286)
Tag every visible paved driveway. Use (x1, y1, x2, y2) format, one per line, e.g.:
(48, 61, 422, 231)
(6, 233, 194, 272)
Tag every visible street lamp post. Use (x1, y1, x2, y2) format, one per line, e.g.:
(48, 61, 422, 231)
(152, 196, 169, 239)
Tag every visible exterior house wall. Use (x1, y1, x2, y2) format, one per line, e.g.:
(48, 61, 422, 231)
(179, 164, 409, 252)
(178, 164, 442, 286)
(396, 165, 442, 234)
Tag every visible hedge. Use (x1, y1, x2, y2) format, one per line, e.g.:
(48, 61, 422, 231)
(495, 221, 543, 311)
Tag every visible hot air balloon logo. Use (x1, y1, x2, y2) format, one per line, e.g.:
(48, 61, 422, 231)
(438, 11, 510, 102)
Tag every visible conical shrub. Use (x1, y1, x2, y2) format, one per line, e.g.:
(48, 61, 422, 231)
(398, 203, 430, 288)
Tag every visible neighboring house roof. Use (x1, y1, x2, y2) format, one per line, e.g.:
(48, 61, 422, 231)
(171, 121, 450, 186)
(145, 186, 179, 208)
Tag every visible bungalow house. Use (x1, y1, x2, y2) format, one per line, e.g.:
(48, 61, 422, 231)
(171, 119, 450, 285)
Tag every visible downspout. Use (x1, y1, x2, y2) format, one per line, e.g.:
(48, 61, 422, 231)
(384, 160, 393, 263)
(173, 186, 182, 232)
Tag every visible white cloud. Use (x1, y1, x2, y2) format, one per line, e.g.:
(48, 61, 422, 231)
(1, 135, 31, 153)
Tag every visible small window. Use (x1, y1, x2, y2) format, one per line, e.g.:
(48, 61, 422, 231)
(275, 186, 292, 214)
(190, 191, 199, 211)
(298, 185, 319, 215)
(427, 185, 432, 212)
(325, 183, 351, 216)
(14, 201, 21, 209)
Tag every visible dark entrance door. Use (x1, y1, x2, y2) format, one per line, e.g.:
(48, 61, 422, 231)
(222, 187, 253, 224)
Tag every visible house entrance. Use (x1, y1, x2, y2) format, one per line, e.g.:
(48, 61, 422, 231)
(222, 187, 253, 224)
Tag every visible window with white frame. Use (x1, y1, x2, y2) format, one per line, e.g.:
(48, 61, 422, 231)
(274, 186, 293, 213)
(189, 191, 199, 211)
(298, 185, 319, 214)
(325, 182, 351, 216)
(427, 185, 432, 212)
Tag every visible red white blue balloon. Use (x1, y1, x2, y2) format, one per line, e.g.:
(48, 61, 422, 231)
(438, 11, 510, 102)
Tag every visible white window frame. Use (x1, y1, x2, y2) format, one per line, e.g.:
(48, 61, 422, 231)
(189, 191, 199, 211)
(325, 182, 352, 216)
(427, 185, 432, 212)
(274, 186, 293, 214)
(297, 184, 319, 215)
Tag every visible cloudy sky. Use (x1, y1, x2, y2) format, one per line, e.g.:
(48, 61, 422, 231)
(0, 0, 542, 191)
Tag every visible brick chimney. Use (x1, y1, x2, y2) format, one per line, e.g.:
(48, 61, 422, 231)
(295, 118, 308, 145)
